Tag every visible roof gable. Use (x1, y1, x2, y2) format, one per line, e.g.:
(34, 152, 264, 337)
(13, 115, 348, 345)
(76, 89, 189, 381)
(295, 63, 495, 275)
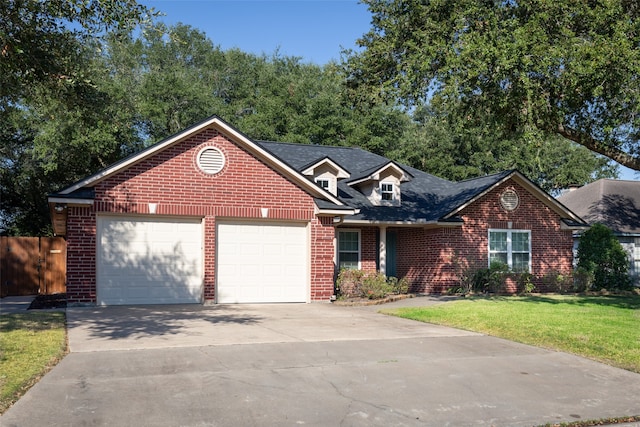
(346, 161, 412, 187)
(558, 179, 640, 234)
(442, 171, 586, 226)
(301, 157, 350, 179)
(51, 115, 346, 207)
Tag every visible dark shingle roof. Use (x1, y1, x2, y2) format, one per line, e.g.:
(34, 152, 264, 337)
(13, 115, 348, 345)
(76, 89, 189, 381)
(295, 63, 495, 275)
(257, 141, 512, 223)
(558, 179, 640, 234)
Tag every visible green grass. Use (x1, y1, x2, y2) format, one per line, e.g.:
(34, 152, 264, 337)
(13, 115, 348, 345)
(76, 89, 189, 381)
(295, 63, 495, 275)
(0, 311, 67, 413)
(385, 295, 640, 373)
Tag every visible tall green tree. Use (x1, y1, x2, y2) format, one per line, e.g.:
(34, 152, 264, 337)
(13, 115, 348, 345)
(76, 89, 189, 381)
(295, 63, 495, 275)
(1, 0, 153, 102)
(388, 106, 616, 193)
(347, 0, 640, 171)
(1, 0, 153, 235)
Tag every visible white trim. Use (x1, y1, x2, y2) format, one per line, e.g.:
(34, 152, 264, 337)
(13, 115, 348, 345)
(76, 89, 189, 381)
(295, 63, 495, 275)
(302, 158, 350, 179)
(488, 228, 532, 272)
(347, 162, 411, 187)
(315, 177, 331, 191)
(56, 116, 346, 207)
(337, 229, 361, 270)
(444, 171, 585, 224)
(380, 181, 395, 201)
(48, 197, 94, 206)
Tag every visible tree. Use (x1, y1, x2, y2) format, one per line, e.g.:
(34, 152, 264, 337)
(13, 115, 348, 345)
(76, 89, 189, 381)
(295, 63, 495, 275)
(1, 0, 153, 235)
(388, 105, 617, 193)
(577, 223, 631, 290)
(347, 0, 640, 171)
(1, 0, 153, 102)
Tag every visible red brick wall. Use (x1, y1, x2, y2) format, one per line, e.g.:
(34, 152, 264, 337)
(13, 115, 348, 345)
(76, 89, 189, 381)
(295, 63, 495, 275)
(66, 127, 335, 304)
(395, 179, 574, 293)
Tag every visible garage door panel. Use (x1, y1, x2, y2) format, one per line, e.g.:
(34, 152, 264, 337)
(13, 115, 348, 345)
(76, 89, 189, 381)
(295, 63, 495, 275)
(217, 222, 308, 303)
(97, 216, 203, 305)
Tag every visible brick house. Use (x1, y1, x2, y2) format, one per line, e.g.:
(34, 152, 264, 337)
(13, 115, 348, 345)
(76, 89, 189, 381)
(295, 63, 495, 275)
(48, 116, 586, 305)
(558, 179, 640, 284)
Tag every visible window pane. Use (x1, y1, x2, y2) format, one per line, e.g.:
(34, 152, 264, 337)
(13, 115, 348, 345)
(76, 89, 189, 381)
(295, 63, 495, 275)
(489, 232, 508, 252)
(339, 232, 358, 251)
(339, 253, 359, 270)
(512, 253, 530, 272)
(489, 252, 508, 266)
(512, 232, 530, 252)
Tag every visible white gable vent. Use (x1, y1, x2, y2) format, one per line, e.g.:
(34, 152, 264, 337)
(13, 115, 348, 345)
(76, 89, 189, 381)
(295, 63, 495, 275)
(197, 147, 225, 175)
(500, 189, 519, 211)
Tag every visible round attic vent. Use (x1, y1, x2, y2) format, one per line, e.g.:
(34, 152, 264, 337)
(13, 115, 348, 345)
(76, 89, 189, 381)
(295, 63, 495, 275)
(197, 147, 225, 175)
(500, 189, 519, 211)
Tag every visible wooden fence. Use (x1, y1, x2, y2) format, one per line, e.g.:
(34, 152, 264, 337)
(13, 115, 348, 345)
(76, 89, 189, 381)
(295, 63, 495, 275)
(1, 237, 66, 297)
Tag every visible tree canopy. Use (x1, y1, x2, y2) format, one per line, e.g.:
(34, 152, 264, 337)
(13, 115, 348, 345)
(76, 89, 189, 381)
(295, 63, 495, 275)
(0, 7, 620, 235)
(347, 0, 640, 171)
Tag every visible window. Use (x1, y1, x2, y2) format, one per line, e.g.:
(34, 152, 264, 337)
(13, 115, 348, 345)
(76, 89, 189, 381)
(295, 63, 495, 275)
(488, 229, 531, 272)
(338, 230, 360, 270)
(315, 178, 330, 191)
(380, 182, 394, 201)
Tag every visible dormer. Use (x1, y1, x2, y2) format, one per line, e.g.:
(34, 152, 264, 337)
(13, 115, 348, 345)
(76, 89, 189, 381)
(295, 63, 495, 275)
(347, 162, 412, 206)
(301, 157, 350, 196)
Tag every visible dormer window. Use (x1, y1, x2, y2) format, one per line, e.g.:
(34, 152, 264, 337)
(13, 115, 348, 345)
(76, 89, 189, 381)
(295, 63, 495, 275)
(316, 178, 330, 191)
(381, 182, 394, 201)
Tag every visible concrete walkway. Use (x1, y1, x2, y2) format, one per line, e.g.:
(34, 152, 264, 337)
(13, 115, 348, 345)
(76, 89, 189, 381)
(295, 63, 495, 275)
(2, 296, 640, 427)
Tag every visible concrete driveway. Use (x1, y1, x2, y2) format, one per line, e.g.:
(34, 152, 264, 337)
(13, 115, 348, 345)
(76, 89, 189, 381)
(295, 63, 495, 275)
(2, 297, 640, 427)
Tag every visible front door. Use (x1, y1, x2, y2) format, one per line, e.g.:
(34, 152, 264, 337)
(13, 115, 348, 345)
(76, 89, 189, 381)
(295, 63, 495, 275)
(386, 230, 397, 277)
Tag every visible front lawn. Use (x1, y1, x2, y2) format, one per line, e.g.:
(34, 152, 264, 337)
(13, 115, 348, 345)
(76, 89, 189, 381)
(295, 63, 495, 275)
(0, 311, 67, 413)
(384, 295, 640, 373)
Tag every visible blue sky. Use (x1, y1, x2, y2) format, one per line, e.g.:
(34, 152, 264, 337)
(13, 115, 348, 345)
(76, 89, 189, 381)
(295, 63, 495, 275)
(142, 0, 371, 64)
(141, 0, 638, 181)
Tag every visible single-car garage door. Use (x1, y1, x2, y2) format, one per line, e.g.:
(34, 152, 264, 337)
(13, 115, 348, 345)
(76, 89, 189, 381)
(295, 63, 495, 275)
(97, 216, 203, 305)
(216, 222, 308, 303)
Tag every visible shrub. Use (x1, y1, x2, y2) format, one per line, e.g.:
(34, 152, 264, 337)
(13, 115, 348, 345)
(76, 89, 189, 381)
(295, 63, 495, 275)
(335, 269, 365, 297)
(472, 262, 509, 293)
(336, 269, 410, 299)
(388, 276, 410, 295)
(515, 272, 536, 294)
(573, 267, 594, 293)
(541, 270, 573, 293)
(577, 223, 631, 290)
(360, 273, 393, 299)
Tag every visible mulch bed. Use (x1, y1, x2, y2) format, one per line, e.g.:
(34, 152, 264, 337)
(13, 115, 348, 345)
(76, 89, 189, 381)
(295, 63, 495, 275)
(332, 293, 417, 306)
(28, 293, 67, 310)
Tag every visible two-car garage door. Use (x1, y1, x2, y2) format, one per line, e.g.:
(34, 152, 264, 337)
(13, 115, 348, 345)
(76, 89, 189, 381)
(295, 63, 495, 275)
(96, 216, 309, 305)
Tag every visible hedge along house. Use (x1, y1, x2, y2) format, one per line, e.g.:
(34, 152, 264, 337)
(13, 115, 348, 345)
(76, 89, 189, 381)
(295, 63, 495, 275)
(48, 116, 587, 305)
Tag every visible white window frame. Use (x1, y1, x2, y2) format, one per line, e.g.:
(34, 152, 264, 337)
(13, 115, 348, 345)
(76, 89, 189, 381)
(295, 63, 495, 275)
(380, 182, 394, 201)
(337, 229, 361, 270)
(488, 229, 531, 272)
(315, 178, 330, 191)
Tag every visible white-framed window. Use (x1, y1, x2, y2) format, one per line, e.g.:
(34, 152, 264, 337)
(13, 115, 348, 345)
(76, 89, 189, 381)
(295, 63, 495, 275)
(380, 182, 394, 201)
(337, 230, 360, 270)
(315, 178, 330, 191)
(488, 229, 531, 272)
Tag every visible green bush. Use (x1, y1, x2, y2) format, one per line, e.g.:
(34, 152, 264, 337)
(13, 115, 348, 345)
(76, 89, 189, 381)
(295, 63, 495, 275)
(577, 223, 631, 291)
(360, 272, 393, 299)
(336, 269, 410, 299)
(515, 272, 536, 294)
(472, 262, 509, 293)
(541, 270, 573, 293)
(387, 276, 410, 295)
(335, 269, 365, 297)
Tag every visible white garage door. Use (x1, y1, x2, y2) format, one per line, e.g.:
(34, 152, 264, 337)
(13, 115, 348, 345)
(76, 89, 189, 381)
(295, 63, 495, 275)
(97, 216, 203, 305)
(216, 222, 308, 303)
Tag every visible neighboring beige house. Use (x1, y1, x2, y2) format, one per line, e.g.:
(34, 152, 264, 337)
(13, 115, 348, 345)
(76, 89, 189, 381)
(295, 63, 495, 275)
(558, 179, 640, 284)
